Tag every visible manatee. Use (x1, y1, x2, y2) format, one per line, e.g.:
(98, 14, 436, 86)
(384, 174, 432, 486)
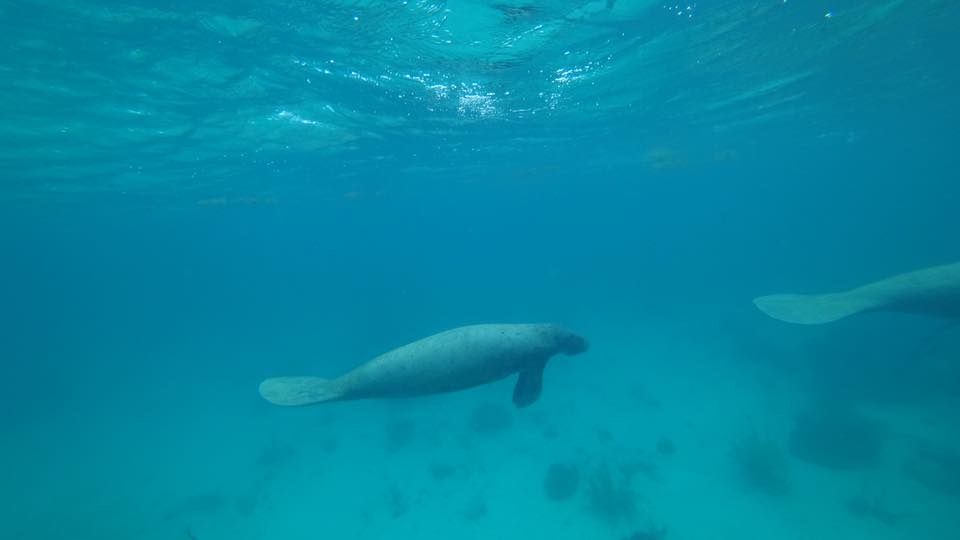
(754, 262, 960, 325)
(259, 323, 588, 408)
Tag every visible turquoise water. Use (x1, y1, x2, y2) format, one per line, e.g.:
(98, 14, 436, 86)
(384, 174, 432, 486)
(2, 0, 960, 539)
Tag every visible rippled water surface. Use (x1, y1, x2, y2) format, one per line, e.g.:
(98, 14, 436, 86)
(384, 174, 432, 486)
(3, 0, 956, 196)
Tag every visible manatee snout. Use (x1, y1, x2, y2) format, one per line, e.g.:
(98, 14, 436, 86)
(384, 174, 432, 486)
(556, 330, 589, 356)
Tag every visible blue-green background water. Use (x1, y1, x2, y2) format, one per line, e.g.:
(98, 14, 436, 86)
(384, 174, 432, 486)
(2, 1, 960, 539)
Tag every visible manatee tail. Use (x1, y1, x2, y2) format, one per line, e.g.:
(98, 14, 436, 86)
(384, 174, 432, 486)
(753, 292, 877, 325)
(258, 376, 343, 406)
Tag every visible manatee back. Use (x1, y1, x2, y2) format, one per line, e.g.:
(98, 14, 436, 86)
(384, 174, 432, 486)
(852, 262, 960, 317)
(339, 323, 561, 398)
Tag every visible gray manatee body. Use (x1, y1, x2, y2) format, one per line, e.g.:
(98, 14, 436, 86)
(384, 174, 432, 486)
(259, 323, 588, 408)
(754, 262, 960, 325)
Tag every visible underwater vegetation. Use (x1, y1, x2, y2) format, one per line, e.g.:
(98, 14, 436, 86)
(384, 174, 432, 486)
(788, 401, 883, 470)
(622, 525, 668, 540)
(321, 437, 338, 453)
(429, 460, 457, 480)
(468, 402, 513, 434)
(629, 384, 662, 409)
(165, 489, 265, 532)
(597, 428, 615, 444)
(922, 324, 960, 396)
(903, 445, 960, 497)
(385, 417, 416, 451)
(252, 439, 296, 469)
(387, 484, 408, 518)
(844, 490, 902, 527)
(585, 462, 641, 524)
(234, 493, 258, 518)
(656, 437, 676, 456)
(164, 493, 229, 521)
(543, 462, 580, 501)
(620, 457, 661, 483)
(541, 424, 560, 440)
(463, 496, 488, 521)
(731, 430, 792, 496)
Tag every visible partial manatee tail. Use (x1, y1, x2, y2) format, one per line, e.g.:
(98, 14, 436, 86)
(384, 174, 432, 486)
(258, 376, 343, 406)
(752, 292, 876, 325)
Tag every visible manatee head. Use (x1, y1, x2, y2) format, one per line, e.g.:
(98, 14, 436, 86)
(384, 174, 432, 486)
(548, 325, 589, 356)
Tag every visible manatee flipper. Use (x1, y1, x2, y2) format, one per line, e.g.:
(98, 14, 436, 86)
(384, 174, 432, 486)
(753, 292, 878, 325)
(512, 361, 546, 408)
(259, 376, 343, 406)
